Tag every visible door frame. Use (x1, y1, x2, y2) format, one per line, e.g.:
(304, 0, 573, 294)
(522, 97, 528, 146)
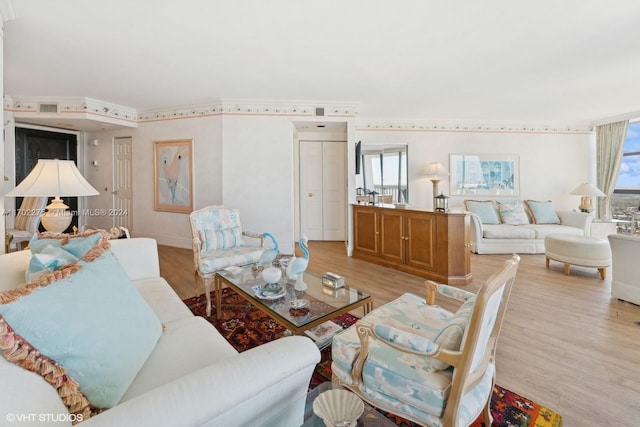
(10, 124, 83, 232)
(298, 140, 347, 241)
(292, 120, 350, 245)
(112, 136, 133, 231)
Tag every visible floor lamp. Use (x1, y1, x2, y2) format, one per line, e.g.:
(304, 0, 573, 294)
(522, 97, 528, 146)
(6, 159, 99, 233)
(423, 162, 449, 210)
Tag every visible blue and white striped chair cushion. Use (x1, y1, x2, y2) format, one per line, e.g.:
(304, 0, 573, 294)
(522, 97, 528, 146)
(332, 292, 476, 419)
(196, 246, 264, 272)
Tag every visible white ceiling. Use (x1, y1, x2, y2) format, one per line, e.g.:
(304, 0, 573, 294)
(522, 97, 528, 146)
(4, 0, 640, 127)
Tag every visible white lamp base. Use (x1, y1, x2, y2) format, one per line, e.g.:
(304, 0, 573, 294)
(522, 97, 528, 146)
(430, 178, 441, 210)
(40, 197, 73, 233)
(578, 196, 594, 213)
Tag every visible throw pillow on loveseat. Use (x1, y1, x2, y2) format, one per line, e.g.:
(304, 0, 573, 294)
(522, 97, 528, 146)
(0, 230, 163, 424)
(524, 200, 561, 224)
(464, 200, 501, 224)
(463, 199, 592, 254)
(496, 200, 530, 225)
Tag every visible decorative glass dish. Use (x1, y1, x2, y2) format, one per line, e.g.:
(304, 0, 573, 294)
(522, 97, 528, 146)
(251, 284, 286, 300)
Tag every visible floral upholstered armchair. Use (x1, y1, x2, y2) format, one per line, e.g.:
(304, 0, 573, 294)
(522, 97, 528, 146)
(189, 205, 267, 316)
(332, 255, 520, 427)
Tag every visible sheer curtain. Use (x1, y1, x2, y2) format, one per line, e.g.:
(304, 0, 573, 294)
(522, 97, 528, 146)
(597, 120, 628, 219)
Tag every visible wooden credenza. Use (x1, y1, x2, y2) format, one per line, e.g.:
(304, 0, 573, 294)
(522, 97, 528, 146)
(352, 204, 472, 285)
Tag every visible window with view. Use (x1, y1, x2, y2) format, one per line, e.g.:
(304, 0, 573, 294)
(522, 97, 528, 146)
(356, 144, 408, 204)
(611, 121, 640, 232)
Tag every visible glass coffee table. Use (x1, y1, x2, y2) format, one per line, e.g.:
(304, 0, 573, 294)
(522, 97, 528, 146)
(301, 382, 396, 426)
(214, 265, 372, 336)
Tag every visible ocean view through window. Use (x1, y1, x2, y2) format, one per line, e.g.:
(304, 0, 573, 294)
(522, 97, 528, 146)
(612, 121, 640, 233)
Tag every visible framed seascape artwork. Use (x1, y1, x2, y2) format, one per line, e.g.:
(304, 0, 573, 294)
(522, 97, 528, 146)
(449, 154, 520, 196)
(154, 139, 194, 213)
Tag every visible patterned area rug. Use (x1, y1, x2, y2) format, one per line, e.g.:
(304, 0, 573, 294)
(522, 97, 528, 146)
(184, 289, 562, 427)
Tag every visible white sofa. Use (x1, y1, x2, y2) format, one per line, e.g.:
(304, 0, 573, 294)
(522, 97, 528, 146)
(0, 238, 321, 427)
(468, 210, 592, 254)
(608, 234, 640, 305)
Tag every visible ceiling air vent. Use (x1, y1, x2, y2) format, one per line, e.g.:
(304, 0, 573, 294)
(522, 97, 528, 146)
(315, 107, 325, 117)
(39, 104, 58, 113)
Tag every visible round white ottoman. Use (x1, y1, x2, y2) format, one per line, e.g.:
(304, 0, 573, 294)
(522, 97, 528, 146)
(545, 234, 612, 279)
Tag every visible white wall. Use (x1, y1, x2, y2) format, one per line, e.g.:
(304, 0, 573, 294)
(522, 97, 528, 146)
(355, 128, 595, 211)
(3, 118, 14, 230)
(7, 112, 593, 255)
(86, 114, 356, 253)
(222, 115, 297, 253)
(0, 18, 5, 251)
(85, 115, 223, 248)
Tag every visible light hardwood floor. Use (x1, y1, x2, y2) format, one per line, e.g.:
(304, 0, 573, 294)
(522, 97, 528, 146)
(159, 241, 640, 426)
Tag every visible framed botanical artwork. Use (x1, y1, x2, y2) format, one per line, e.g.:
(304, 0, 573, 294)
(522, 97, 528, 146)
(154, 139, 194, 213)
(449, 154, 520, 196)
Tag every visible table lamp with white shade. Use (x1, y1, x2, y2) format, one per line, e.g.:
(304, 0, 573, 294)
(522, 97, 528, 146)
(423, 162, 449, 209)
(6, 159, 99, 233)
(569, 182, 606, 213)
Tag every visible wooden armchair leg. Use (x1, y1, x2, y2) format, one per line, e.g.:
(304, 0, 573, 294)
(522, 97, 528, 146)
(482, 378, 495, 427)
(193, 269, 200, 290)
(202, 276, 213, 317)
(426, 280, 437, 305)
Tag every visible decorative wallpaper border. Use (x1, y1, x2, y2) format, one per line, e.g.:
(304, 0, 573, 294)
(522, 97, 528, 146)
(4, 96, 358, 124)
(4, 96, 138, 123)
(356, 120, 593, 134)
(137, 100, 358, 122)
(4, 95, 593, 133)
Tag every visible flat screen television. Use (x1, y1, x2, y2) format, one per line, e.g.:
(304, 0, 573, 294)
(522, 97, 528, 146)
(355, 141, 361, 175)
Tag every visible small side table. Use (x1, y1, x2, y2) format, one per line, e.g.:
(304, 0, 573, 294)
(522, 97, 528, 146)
(590, 220, 617, 239)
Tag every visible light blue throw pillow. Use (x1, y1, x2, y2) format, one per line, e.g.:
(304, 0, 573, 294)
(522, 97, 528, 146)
(525, 200, 560, 224)
(203, 226, 245, 251)
(26, 232, 102, 281)
(0, 234, 162, 417)
(465, 200, 500, 224)
(28, 231, 102, 257)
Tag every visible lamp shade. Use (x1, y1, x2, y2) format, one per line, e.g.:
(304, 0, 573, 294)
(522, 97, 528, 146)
(6, 159, 99, 197)
(569, 182, 606, 197)
(423, 162, 449, 179)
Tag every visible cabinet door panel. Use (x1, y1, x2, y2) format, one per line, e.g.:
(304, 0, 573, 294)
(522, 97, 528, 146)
(405, 212, 436, 270)
(353, 206, 378, 255)
(380, 210, 404, 262)
(352, 205, 471, 285)
(441, 214, 471, 276)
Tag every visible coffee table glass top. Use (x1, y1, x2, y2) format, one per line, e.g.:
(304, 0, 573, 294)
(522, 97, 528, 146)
(217, 265, 370, 329)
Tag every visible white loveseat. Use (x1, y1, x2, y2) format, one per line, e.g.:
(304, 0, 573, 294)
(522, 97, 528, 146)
(463, 199, 593, 254)
(0, 237, 321, 427)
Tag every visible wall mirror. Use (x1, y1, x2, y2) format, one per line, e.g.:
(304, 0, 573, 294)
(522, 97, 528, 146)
(355, 143, 408, 204)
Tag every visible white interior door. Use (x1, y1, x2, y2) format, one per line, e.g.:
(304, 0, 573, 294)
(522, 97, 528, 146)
(113, 137, 133, 231)
(322, 141, 346, 240)
(299, 140, 346, 241)
(300, 141, 324, 240)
